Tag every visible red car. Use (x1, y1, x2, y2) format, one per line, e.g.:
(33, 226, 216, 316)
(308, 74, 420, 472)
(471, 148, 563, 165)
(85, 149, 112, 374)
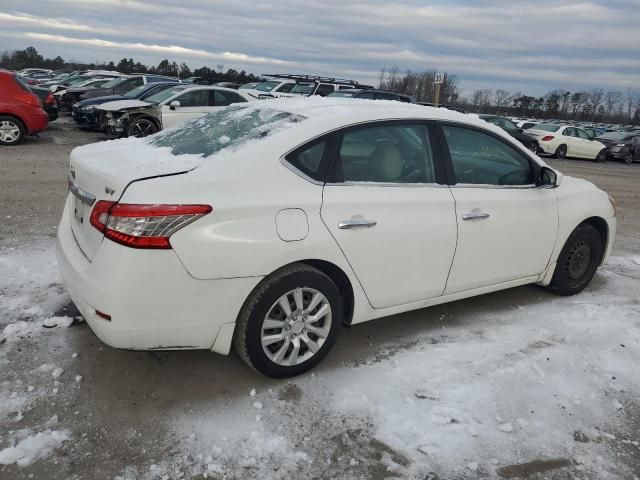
(0, 69, 49, 145)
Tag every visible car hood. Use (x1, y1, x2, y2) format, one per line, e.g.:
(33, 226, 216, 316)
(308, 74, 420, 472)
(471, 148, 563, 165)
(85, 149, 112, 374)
(96, 100, 152, 111)
(75, 95, 128, 107)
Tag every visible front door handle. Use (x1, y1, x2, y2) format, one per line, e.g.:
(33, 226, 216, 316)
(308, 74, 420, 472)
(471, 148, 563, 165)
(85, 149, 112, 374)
(338, 217, 377, 229)
(462, 210, 490, 221)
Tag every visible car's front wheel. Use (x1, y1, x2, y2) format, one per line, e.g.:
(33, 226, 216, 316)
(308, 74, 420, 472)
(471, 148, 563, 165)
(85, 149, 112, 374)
(547, 223, 603, 296)
(127, 118, 158, 138)
(624, 154, 633, 165)
(0, 116, 25, 146)
(595, 149, 607, 163)
(234, 264, 343, 378)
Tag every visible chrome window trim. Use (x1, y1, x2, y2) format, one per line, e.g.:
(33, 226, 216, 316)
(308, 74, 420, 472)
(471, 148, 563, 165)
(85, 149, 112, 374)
(449, 183, 537, 190)
(324, 181, 448, 188)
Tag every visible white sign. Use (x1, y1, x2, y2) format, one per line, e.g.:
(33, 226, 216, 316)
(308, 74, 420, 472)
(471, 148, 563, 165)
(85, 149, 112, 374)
(434, 73, 444, 84)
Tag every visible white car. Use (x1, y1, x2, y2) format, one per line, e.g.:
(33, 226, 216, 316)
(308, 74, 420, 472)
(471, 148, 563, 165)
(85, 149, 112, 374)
(527, 123, 608, 161)
(241, 79, 298, 99)
(96, 85, 255, 137)
(58, 98, 616, 377)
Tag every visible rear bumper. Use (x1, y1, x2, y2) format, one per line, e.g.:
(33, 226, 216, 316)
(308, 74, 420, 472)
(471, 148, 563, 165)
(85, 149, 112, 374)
(25, 109, 49, 135)
(537, 141, 555, 155)
(56, 198, 261, 353)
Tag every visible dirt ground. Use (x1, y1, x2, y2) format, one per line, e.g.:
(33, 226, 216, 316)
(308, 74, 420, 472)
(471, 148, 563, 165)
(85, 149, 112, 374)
(1, 117, 639, 480)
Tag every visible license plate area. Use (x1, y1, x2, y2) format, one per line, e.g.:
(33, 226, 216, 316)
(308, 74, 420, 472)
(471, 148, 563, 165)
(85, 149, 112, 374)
(73, 196, 86, 225)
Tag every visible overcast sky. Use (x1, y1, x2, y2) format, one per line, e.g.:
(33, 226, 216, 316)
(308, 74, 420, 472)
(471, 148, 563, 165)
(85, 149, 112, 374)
(1, 0, 639, 96)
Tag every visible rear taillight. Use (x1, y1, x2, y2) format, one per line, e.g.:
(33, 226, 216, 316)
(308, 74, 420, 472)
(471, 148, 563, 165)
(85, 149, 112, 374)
(45, 92, 55, 105)
(14, 92, 42, 107)
(541, 135, 555, 141)
(90, 201, 212, 249)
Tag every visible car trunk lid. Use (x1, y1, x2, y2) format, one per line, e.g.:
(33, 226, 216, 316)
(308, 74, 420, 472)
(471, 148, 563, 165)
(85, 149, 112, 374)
(66, 138, 201, 260)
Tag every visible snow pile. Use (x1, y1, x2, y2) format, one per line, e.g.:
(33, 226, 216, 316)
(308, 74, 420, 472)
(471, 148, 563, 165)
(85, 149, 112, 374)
(0, 243, 69, 329)
(0, 429, 70, 467)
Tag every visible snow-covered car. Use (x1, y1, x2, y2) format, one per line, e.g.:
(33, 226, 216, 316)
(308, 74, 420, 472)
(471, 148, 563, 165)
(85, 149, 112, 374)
(527, 123, 608, 161)
(95, 85, 254, 137)
(57, 98, 616, 377)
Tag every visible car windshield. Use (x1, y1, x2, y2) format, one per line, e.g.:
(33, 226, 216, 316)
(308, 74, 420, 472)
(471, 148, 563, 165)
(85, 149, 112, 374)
(99, 77, 127, 89)
(533, 124, 560, 132)
(291, 83, 315, 94)
(144, 85, 189, 104)
(255, 81, 280, 92)
(239, 83, 259, 89)
(148, 105, 305, 157)
(124, 84, 153, 98)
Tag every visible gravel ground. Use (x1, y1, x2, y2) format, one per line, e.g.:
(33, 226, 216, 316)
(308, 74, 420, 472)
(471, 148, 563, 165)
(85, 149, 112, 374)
(1, 116, 639, 480)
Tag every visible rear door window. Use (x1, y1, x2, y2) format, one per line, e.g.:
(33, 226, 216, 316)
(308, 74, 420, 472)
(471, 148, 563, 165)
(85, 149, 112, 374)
(332, 124, 436, 184)
(212, 90, 247, 106)
(175, 89, 209, 107)
(315, 84, 335, 96)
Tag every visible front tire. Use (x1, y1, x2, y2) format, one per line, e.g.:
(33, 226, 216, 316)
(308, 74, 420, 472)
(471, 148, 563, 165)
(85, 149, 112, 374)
(548, 224, 603, 296)
(0, 116, 25, 146)
(624, 154, 633, 165)
(595, 149, 607, 163)
(234, 264, 343, 378)
(554, 144, 567, 159)
(127, 118, 158, 138)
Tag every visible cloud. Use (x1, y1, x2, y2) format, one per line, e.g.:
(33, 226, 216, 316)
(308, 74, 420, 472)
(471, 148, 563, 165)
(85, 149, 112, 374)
(0, 0, 638, 95)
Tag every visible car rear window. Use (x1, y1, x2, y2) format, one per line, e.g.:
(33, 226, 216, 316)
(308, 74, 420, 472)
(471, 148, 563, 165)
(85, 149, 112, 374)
(148, 105, 305, 157)
(533, 124, 560, 132)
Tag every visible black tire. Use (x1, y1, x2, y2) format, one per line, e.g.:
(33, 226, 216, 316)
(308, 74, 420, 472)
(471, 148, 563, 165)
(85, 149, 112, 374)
(595, 149, 607, 163)
(624, 154, 633, 165)
(126, 118, 158, 138)
(528, 142, 539, 154)
(548, 224, 603, 296)
(0, 116, 26, 146)
(234, 264, 343, 378)
(554, 144, 567, 159)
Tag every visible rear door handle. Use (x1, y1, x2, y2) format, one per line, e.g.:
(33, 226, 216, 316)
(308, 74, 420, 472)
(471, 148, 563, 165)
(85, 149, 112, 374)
(462, 211, 490, 221)
(338, 218, 377, 229)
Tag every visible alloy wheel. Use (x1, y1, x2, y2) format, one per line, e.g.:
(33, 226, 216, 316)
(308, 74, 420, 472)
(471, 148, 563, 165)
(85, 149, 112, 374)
(261, 287, 332, 366)
(129, 119, 157, 138)
(0, 120, 20, 143)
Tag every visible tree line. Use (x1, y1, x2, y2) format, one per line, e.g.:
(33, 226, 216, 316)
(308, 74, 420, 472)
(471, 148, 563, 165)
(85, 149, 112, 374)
(462, 88, 640, 125)
(0, 46, 260, 84)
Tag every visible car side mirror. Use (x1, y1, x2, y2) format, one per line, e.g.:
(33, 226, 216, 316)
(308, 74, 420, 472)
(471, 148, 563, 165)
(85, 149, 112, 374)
(538, 166, 558, 188)
(169, 100, 180, 110)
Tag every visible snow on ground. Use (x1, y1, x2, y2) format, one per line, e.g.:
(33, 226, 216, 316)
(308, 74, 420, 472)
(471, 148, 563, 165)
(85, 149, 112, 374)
(1, 240, 639, 479)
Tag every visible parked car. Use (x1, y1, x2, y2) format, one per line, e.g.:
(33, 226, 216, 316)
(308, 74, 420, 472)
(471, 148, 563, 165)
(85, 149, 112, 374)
(328, 89, 415, 103)
(96, 85, 253, 137)
(29, 85, 58, 121)
(60, 75, 180, 111)
(72, 82, 179, 129)
(479, 115, 539, 153)
(527, 124, 608, 162)
(215, 82, 241, 89)
(243, 75, 372, 99)
(42, 70, 123, 93)
(58, 99, 616, 377)
(596, 132, 640, 164)
(0, 69, 49, 145)
(54, 78, 112, 106)
(241, 79, 298, 98)
(515, 119, 537, 130)
(583, 127, 606, 139)
(17, 68, 53, 76)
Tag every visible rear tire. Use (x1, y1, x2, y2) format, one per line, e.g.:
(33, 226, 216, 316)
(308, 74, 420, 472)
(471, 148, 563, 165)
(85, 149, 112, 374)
(547, 224, 603, 296)
(234, 264, 343, 378)
(554, 144, 567, 159)
(0, 116, 25, 146)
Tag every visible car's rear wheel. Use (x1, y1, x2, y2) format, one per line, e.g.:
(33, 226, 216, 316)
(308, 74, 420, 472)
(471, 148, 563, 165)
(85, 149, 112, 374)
(554, 144, 567, 159)
(595, 149, 607, 163)
(0, 116, 25, 146)
(234, 264, 343, 378)
(547, 224, 603, 296)
(528, 142, 539, 154)
(127, 118, 158, 138)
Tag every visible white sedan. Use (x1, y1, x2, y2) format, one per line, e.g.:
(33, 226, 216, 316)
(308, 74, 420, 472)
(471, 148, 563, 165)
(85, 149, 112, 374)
(96, 85, 255, 136)
(58, 99, 616, 377)
(527, 123, 608, 161)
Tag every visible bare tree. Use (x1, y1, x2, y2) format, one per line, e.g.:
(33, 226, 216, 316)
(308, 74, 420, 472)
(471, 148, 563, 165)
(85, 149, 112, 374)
(604, 91, 623, 117)
(589, 88, 605, 122)
(493, 89, 511, 112)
